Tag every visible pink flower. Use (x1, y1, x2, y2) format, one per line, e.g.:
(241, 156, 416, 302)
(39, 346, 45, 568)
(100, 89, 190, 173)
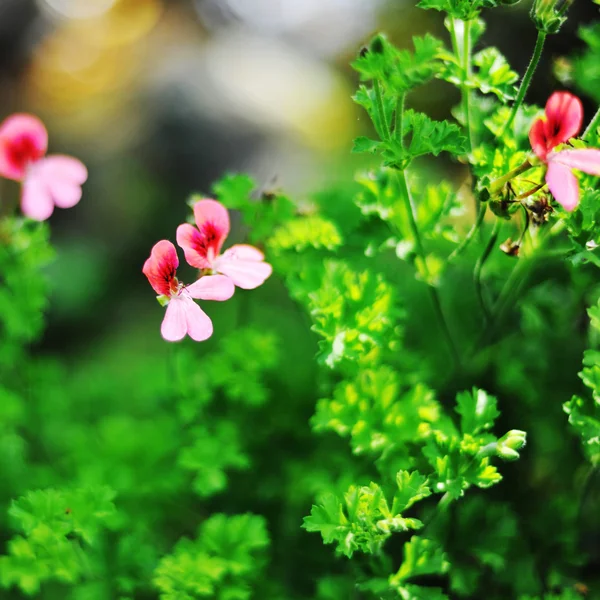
(0, 114, 88, 221)
(143, 240, 234, 342)
(176, 199, 272, 289)
(529, 91, 600, 211)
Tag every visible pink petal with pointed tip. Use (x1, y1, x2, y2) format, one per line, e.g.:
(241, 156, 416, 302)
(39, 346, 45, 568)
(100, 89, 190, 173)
(181, 294, 213, 341)
(193, 199, 230, 254)
(143, 240, 179, 296)
(161, 297, 187, 341)
(186, 275, 235, 301)
(21, 172, 54, 221)
(546, 160, 580, 212)
(176, 223, 212, 269)
(0, 114, 48, 180)
(545, 91, 583, 144)
(548, 149, 600, 177)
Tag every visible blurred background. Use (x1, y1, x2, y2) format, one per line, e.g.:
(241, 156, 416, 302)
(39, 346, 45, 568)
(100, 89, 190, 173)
(0, 0, 597, 356)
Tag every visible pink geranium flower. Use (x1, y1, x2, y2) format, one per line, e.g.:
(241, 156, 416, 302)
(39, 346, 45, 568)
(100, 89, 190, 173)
(0, 114, 88, 221)
(143, 240, 234, 342)
(529, 91, 600, 211)
(176, 199, 272, 289)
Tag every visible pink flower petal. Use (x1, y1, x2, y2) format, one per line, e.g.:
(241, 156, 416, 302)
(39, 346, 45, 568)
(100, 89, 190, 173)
(21, 172, 54, 221)
(161, 297, 187, 342)
(143, 240, 179, 296)
(225, 244, 265, 261)
(548, 149, 600, 177)
(186, 275, 235, 301)
(176, 223, 212, 269)
(546, 160, 580, 212)
(42, 155, 88, 184)
(529, 118, 548, 161)
(0, 114, 48, 180)
(193, 199, 230, 255)
(181, 295, 213, 341)
(215, 245, 272, 290)
(545, 92, 583, 144)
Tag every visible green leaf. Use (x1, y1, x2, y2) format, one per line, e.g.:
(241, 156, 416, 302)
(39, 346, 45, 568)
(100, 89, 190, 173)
(352, 136, 383, 154)
(417, 0, 499, 20)
(153, 514, 269, 600)
(177, 422, 250, 497)
(392, 471, 432, 513)
(303, 494, 347, 546)
(390, 536, 449, 585)
(471, 48, 518, 101)
(352, 34, 443, 93)
(402, 110, 467, 161)
(455, 388, 500, 435)
(304, 483, 422, 558)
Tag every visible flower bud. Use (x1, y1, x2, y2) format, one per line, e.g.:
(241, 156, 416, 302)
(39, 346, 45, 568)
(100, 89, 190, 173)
(497, 430, 527, 461)
(530, 0, 570, 34)
(370, 34, 386, 54)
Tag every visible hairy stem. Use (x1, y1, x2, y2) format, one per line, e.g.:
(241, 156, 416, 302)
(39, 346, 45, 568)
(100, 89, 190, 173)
(373, 79, 390, 141)
(583, 105, 600, 141)
(501, 31, 547, 137)
(396, 170, 462, 369)
(474, 218, 502, 324)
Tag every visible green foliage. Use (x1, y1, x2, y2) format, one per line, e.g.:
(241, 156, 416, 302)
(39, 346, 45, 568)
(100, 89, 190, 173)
(417, 0, 499, 19)
(564, 299, 600, 464)
(178, 422, 250, 497)
(153, 514, 269, 600)
(0, 218, 54, 365)
(0, 487, 117, 595)
(352, 34, 443, 93)
(308, 261, 400, 369)
(4, 1, 600, 598)
(303, 478, 426, 558)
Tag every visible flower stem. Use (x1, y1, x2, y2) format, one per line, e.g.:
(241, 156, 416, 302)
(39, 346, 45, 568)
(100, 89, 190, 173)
(447, 201, 487, 264)
(396, 170, 462, 369)
(473, 218, 502, 324)
(489, 159, 535, 194)
(395, 93, 405, 144)
(500, 30, 547, 137)
(462, 19, 474, 151)
(583, 105, 600, 141)
(374, 79, 390, 141)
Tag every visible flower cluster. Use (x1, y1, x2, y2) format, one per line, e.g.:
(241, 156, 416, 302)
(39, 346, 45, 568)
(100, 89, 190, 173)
(0, 114, 87, 220)
(143, 199, 272, 342)
(529, 91, 600, 211)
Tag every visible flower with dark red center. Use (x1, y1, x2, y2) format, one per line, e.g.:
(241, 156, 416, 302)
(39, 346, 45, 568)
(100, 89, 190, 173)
(529, 91, 600, 211)
(176, 199, 272, 289)
(143, 240, 234, 342)
(0, 114, 87, 220)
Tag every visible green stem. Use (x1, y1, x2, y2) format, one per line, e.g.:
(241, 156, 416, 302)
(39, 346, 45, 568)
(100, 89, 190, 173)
(583, 105, 600, 141)
(500, 31, 547, 137)
(489, 159, 535, 194)
(462, 19, 474, 151)
(468, 220, 565, 360)
(373, 79, 390, 141)
(474, 218, 502, 324)
(447, 201, 487, 264)
(422, 492, 453, 532)
(396, 170, 462, 369)
(395, 93, 405, 144)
